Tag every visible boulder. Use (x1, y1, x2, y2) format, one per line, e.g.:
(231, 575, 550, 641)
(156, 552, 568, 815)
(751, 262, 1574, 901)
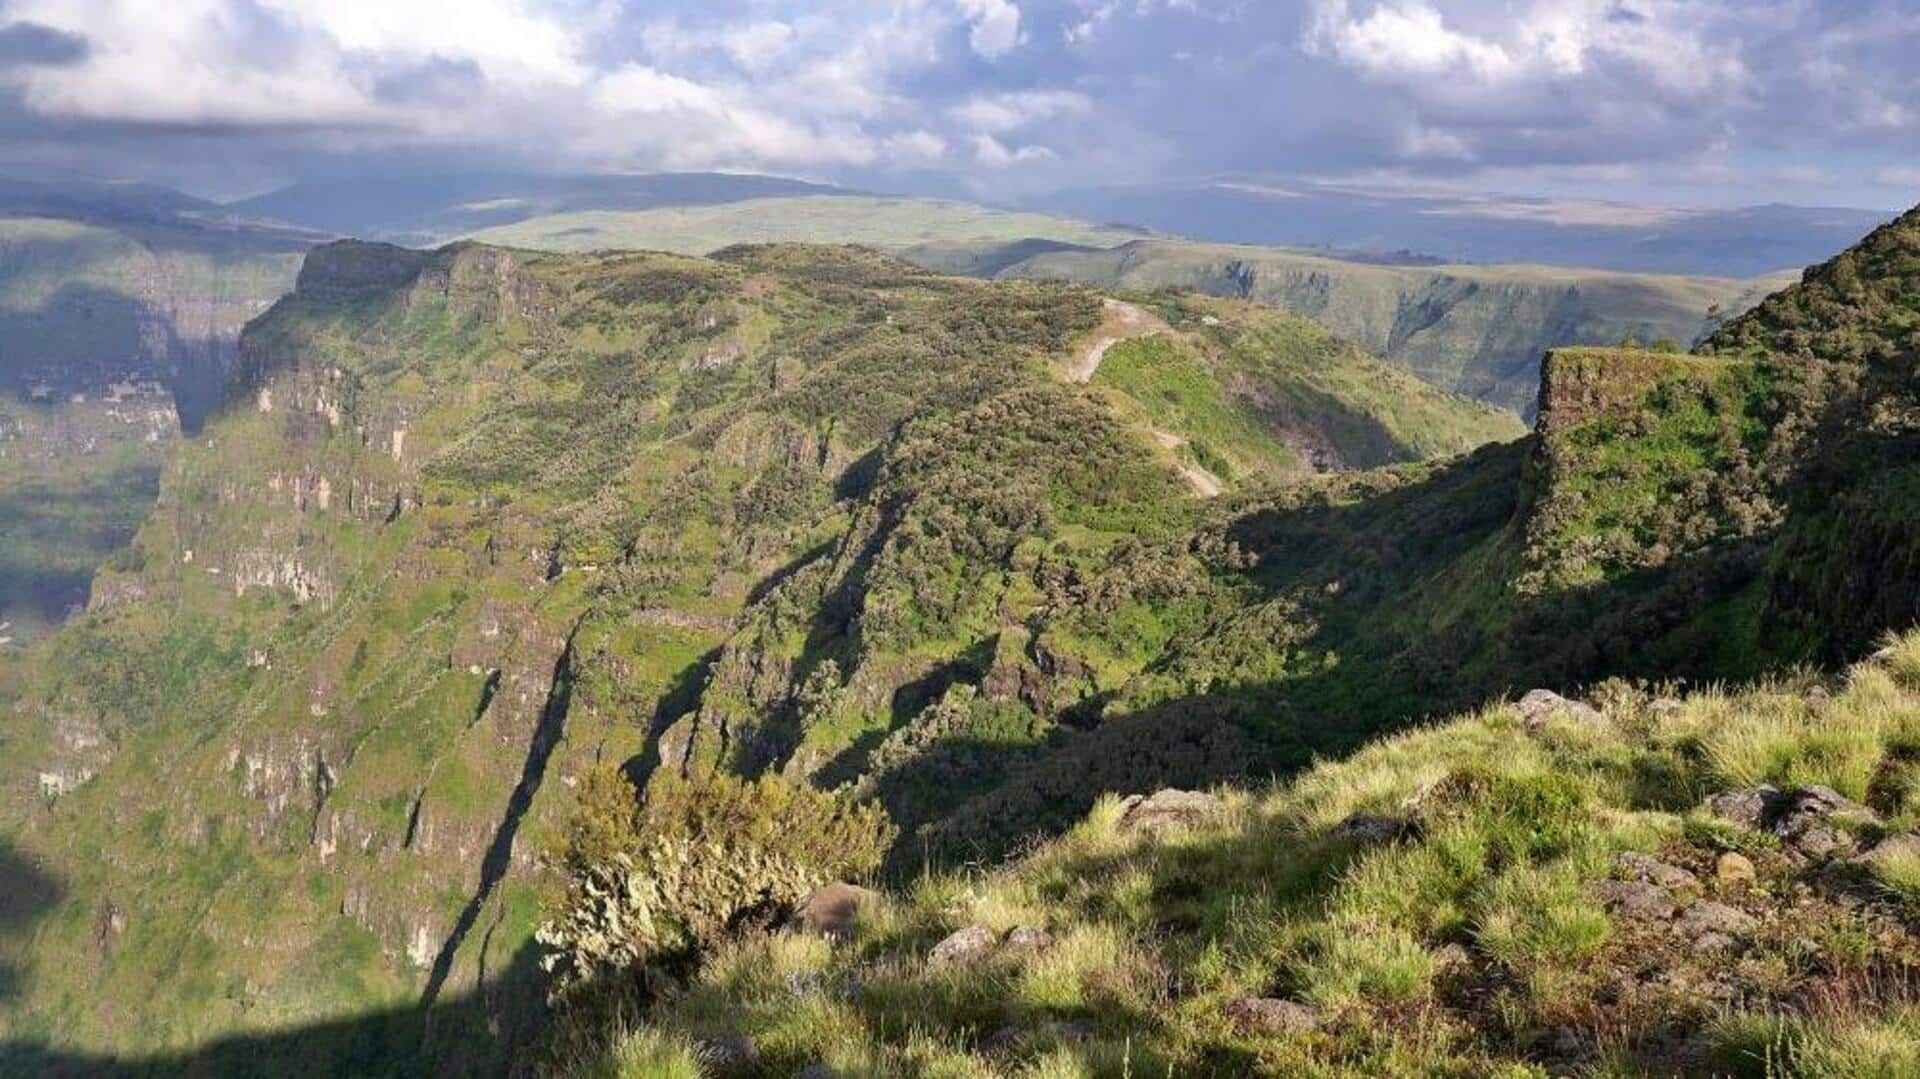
(1224, 997, 1320, 1035)
(694, 1035, 758, 1073)
(1677, 901, 1757, 939)
(984, 1020, 1092, 1055)
(1005, 925, 1054, 952)
(1707, 785, 1783, 831)
(1591, 879, 1677, 921)
(929, 924, 997, 964)
(1514, 689, 1603, 730)
(1854, 832, 1920, 872)
(795, 882, 878, 940)
(1331, 813, 1411, 844)
(1615, 851, 1698, 890)
(1117, 789, 1223, 834)
(1772, 786, 1872, 860)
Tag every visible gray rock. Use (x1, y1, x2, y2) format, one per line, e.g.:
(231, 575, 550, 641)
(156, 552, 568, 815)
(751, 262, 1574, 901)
(929, 924, 997, 964)
(986, 1019, 1093, 1054)
(694, 1035, 758, 1073)
(1781, 785, 1866, 818)
(795, 882, 878, 940)
(1854, 833, 1920, 872)
(1331, 813, 1410, 844)
(1773, 786, 1872, 859)
(1789, 826, 1856, 861)
(1692, 931, 1738, 954)
(1117, 789, 1223, 834)
(980, 1026, 1026, 1057)
(1707, 786, 1783, 831)
(1224, 997, 1320, 1034)
(1591, 879, 1677, 921)
(1005, 925, 1053, 952)
(1677, 901, 1757, 938)
(1615, 851, 1699, 890)
(1515, 689, 1603, 730)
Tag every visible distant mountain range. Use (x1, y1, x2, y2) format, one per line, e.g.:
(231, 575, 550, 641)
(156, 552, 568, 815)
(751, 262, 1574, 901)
(219, 169, 1899, 280)
(1024, 179, 1896, 277)
(228, 171, 859, 247)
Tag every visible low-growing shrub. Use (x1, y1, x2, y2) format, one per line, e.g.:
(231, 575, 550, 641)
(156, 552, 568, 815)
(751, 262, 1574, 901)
(540, 771, 895, 998)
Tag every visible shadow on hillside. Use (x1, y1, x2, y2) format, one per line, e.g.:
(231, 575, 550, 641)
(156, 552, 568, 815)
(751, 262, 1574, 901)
(0, 282, 235, 434)
(0, 843, 62, 1004)
(0, 836, 544, 1078)
(0, 939, 548, 1078)
(887, 436, 1818, 866)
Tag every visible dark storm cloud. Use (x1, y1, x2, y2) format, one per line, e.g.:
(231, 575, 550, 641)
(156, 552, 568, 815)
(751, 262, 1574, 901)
(0, 20, 85, 66)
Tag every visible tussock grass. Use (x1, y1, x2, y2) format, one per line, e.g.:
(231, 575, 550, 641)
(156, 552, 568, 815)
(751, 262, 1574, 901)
(549, 633, 1920, 1076)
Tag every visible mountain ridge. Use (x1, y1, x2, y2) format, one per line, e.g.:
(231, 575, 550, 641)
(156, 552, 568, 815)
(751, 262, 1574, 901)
(0, 238, 1515, 1065)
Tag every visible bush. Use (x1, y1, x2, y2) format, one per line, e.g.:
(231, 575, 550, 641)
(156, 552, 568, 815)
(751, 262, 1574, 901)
(540, 772, 895, 998)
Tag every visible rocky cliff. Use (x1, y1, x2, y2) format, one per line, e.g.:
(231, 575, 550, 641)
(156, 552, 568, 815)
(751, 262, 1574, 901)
(0, 238, 1519, 1067)
(0, 211, 308, 641)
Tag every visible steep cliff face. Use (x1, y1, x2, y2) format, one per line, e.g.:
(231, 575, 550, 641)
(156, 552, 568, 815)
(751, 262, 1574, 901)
(0, 213, 307, 641)
(0, 239, 1517, 1064)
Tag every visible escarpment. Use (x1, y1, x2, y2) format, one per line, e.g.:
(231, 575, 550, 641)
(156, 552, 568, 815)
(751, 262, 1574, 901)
(3, 206, 1915, 1071)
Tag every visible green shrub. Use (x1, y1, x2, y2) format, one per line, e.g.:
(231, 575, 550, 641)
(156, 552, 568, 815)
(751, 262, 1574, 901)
(540, 772, 895, 997)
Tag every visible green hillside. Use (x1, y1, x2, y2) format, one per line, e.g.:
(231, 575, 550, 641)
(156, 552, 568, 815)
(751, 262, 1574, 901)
(984, 238, 1793, 417)
(1, 198, 1912, 1074)
(553, 634, 1920, 1077)
(465, 196, 1798, 423)
(0, 240, 1512, 1069)
(467, 196, 1142, 256)
(520, 206, 1920, 1078)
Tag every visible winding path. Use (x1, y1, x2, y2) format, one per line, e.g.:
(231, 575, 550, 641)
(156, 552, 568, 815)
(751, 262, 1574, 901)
(1068, 298, 1164, 383)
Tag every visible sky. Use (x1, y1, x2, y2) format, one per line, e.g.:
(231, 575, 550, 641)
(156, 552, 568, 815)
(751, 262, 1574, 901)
(0, 0, 1913, 209)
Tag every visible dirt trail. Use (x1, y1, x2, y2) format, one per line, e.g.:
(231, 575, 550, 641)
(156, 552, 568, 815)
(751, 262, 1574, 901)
(1152, 429, 1225, 497)
(1067, 301, 1214, 496)
(1068, 298, 1165, 383)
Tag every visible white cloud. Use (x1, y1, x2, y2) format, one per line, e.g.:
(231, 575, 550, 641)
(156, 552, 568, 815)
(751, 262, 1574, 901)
(0, 0, 1909, 207)
(955, 0, 1023, 58)
(3, 0, 387, 127)
(1307, 1, 1514, 83)
(721, 21, 796, 73)
(972, 133, 1054, 167)
(590, 63, 878, 168)
(950, 90, 1091, 134)
(885, 129, 949, 163)
(1301, 1, 1757, 167)
(260, 0, 587, 87)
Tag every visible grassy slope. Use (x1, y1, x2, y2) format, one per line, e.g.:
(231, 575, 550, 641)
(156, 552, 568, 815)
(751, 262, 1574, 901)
(561, 634, 1920, 1077)
(993, 239, 1794, 416)
(1088, 295, 1520, 482)
(466, 197, 1141, 256)
(541, 204, 1915, 1074)
(0, 241, 1512, 1065)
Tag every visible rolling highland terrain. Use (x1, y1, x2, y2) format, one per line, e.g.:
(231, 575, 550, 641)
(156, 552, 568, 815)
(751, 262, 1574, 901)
(0, 169, 1817, 653)
(1, 2, 1915, 1075)
(0, 184, 1913, 1076)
